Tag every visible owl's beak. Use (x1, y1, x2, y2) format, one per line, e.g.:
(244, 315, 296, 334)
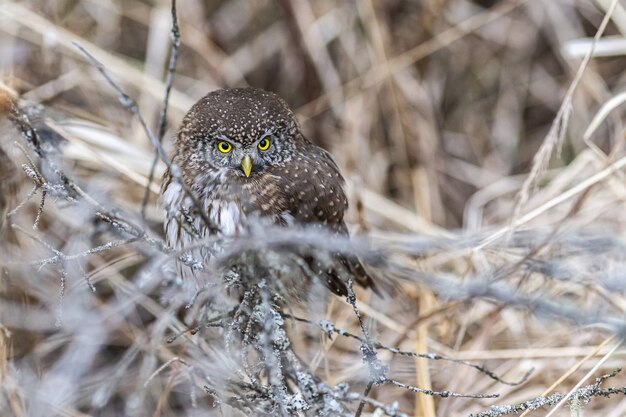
(241, 155, 253, 178)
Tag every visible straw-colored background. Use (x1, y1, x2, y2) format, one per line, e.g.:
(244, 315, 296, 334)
(3, 0, 626, 416)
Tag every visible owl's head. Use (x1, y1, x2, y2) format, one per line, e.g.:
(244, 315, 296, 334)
(177, 88, 301, 178)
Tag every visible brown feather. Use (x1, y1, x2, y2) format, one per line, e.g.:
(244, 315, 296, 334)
(162, 87, 376, 296)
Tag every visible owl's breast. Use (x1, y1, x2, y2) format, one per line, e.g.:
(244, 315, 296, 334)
(206, 198, 245, 236)
(203, 175, 290, 235)
(238, 175, 291, 222)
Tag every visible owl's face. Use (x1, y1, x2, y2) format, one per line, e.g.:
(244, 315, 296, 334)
(178, 88, 301, 179)
(203, 127, 296, 178)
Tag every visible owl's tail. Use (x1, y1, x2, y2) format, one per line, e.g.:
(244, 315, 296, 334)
(310, 253, 382, 298)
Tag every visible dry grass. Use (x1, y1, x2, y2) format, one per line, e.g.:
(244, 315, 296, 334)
(3, 0, 626, 416)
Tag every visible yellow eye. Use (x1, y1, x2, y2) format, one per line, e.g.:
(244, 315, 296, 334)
(258, 137, 271, 151)
(218, 141, 232, 153)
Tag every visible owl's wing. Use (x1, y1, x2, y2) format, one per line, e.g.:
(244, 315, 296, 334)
(332, 222, 378, 296)
(282, 145, 378, 296)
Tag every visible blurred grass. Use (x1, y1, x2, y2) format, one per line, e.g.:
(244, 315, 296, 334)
(3, 0, 626, 416)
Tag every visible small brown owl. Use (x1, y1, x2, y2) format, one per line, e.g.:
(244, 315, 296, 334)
(161, 88, 374, 296)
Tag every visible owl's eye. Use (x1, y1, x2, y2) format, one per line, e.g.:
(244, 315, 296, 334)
(258, 137, 271, 151)
(217, 141, 232, 153)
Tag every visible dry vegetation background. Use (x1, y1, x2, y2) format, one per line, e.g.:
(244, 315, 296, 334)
(3, 0, 626, 416)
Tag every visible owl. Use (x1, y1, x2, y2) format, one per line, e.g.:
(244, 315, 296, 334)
(161, 88, 374, 296)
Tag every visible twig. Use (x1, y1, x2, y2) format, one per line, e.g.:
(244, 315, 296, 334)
(286, 314, 530, 386)
(355, 380, 374, 417)
(141, 0, 181, 218)
(544, 339, 624, 417)
(388, 379, 497, 399)
(345, 276, 388, 387)
(7, 100, 166, 250)
(470, 369, 625, 417)
(72, 42, 217, 235)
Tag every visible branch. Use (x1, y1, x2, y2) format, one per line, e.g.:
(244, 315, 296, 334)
(141, 0, 181, 218)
